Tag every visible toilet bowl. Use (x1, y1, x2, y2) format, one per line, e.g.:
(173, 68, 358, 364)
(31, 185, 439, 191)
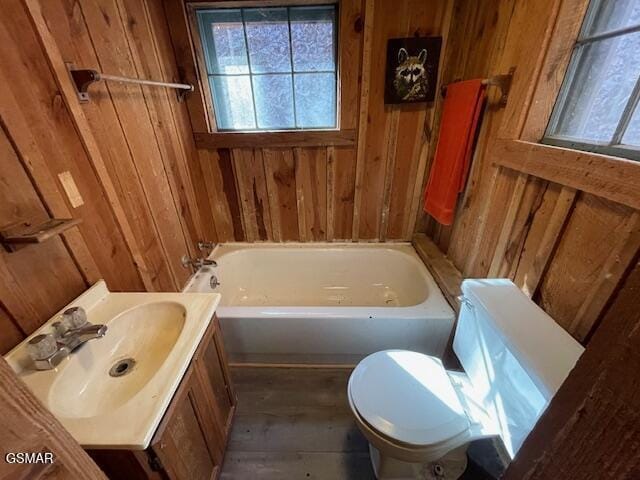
(347, 350, 487, 479)
(348, 279, 585, 480)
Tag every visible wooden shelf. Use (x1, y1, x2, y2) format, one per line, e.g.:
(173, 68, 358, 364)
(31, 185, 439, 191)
(1, 218, 82, 252)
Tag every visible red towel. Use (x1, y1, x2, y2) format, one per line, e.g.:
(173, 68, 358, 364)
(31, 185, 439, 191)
(423, 79, 486, 225)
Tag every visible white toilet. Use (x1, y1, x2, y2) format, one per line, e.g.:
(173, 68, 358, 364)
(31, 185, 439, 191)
(348, 279, 584, 479)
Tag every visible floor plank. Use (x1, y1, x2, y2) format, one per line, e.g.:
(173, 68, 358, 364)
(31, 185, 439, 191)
(229, 411, 368, 453)
(221, 452, 374, 480)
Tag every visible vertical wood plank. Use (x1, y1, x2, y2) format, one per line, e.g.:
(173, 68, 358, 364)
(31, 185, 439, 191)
(161, 0, 210, 132)
(537, 194, 636, 341)
(488, 172, 528, 276)
(233, 149, 272, 242)
(379, 109, 401, 240)
(338, 0, 364, 131)
(199, 149, 244, 242)
(295, 148, 328, 242)
(326, 147, 336, 241)
(331, 146, 357, 241)
(263, 149, 299, 242)
(513, 184, 576, 297)
(351, 0, 374, 240)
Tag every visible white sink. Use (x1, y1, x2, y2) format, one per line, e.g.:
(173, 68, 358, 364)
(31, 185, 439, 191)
(5, 281, 221, 449)
(49, 302, 186, 419)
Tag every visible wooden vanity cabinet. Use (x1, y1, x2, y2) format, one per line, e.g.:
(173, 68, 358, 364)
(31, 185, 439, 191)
(89, 315, 236, 480)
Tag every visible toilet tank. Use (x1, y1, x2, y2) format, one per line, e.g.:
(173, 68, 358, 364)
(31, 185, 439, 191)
(453, 279, 584, 458)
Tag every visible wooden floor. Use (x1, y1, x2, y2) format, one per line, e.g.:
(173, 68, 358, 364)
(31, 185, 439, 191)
(220, 367, 506, 479)
(220, 367, 374, 479)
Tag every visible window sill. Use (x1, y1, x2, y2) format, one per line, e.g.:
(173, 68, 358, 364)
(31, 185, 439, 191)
(194, 129, 356, 149)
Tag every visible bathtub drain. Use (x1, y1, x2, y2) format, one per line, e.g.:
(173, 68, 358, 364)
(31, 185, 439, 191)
(109, 358, 136, 377)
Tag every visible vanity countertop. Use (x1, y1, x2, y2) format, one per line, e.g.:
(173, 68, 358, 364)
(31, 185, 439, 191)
(4, 280, 221, 450)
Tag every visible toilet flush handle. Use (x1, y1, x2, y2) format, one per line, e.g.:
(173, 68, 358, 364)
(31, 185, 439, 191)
(457, 295, 474, 310)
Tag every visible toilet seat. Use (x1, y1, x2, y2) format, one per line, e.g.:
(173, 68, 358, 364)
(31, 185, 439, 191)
(347, 381, 472, 465)
(348, 350, 470, 448)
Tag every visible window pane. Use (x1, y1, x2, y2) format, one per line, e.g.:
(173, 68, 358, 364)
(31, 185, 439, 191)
(244, 8, 291, 73)
(582, 0, 640, 37)
(252, 74, 295, 129)
(622, 105, 640, 147)
(549, 32, 640, 143)
(290, 6, 336, 72)
(294, 73, 336, 128)
(210, 76, 256, 130)
(198, 10, 249, 75)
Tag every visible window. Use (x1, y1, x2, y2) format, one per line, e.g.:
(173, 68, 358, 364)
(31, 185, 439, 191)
(543, 0, 640, 160)
(195, 5, 337, 132)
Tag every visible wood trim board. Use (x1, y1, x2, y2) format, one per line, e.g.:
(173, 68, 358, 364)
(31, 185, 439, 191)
(195, 130, 356, 149)
(493, 139, 640, 210)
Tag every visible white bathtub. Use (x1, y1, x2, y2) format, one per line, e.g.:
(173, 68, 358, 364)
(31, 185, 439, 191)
(184, 243, 455, 364)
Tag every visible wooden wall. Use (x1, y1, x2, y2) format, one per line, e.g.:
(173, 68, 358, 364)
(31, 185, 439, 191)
(0, 0, 452, 353)
(0, 0, 212, 353)
(417, 0, 640, 345)
(171, 0, 452, 242)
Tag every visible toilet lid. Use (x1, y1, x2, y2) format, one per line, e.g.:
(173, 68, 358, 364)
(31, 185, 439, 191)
(349, 350, 470, 446)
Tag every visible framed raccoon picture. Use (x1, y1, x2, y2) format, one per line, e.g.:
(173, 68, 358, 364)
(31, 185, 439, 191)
(384, 36, 442, 104)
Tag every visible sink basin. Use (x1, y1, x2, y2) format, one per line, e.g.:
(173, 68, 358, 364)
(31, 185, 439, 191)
(49, 302, 186, 419)
(4, 281, 221, 449)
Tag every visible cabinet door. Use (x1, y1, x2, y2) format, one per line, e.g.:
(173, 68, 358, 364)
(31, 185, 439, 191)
(150, 367, 222, 480)
(197, 316, 236, 438)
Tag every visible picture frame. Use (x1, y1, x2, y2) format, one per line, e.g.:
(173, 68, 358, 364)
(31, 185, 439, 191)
(384, 36, 442, 104)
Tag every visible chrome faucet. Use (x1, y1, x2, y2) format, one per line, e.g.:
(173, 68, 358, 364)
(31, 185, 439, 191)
(181, 254, 217, 272)
(197, 240, 216, 253)
(27, 307, 107, 370)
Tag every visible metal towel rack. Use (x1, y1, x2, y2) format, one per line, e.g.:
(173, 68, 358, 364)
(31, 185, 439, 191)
(68, 65, 194, 103)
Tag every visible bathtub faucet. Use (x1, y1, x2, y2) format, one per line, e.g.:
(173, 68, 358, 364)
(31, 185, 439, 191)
(181, 254, 217, 272)
(197, 240, 216, 253)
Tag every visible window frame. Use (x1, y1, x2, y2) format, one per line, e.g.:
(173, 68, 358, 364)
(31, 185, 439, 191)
(187, 0, 343, 137)
(541, 0, 640, 161)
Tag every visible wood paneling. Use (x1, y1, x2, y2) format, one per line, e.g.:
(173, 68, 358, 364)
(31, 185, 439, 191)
(537, 194, 639, 342)
(171, 0, 448, 242)
(0, 0, 213, 352)
(0, 128, 87, 340)
(417, 0, 640, 345)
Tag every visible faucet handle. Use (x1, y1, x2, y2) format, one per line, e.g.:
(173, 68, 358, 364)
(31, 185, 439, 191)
(197, 241, 215, 252)
(181, 254, 193, 269)
(62, 306, 87, 329)
(27, 334, 58, 361)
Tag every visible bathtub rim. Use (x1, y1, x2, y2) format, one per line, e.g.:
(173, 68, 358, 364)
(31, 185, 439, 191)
(184, 242, 455, 318)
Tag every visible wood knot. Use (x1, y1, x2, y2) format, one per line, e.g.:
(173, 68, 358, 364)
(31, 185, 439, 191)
(353, 16, 363, 33)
